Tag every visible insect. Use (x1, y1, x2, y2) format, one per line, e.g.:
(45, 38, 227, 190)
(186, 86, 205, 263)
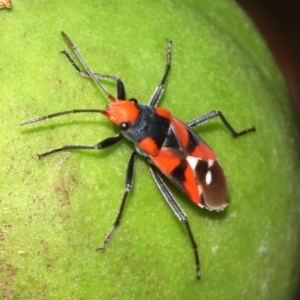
(0, 0, 12, 9)
(21, 32, 256, 280)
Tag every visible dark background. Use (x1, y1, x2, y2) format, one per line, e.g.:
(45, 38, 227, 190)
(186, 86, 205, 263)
(237, 0, 300, 130)
(237, 1, 300, 298)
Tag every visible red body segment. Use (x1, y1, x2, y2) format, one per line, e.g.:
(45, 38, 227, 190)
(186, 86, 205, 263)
(170, 118, 190, 150)
(155, 106, 172, 120)
(138, 137, 160, 156)
(105, 100, 139, 125)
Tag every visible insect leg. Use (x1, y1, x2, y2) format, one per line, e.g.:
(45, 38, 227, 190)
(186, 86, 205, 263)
(61, 50, 126, 100)
(37, 134, 123, 158)
(149, 165, 201, 280)
(61, 32, 118, 102)
(148, 39, 172, 108)
(187, 110, 256, 138)
(97, 151, 137, 251)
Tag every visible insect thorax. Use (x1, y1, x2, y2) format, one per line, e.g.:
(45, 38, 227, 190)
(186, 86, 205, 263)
(122, 104, 171, 156)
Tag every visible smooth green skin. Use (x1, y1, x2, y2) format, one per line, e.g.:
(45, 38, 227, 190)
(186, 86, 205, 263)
(1, 1, 300, 299)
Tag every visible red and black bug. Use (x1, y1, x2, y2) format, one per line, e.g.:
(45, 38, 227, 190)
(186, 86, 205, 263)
(21, 32, 255, 280)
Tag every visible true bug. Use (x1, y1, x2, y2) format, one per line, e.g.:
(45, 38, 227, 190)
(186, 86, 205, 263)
(21, 32, 255, 280)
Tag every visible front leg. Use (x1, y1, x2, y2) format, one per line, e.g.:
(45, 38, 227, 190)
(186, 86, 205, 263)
(37, 134, 123, 158)
(61, 50, 126, 100)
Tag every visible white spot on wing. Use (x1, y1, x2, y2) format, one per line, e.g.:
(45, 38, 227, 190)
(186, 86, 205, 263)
(186, 156, 199, 170)
(208, 159, 214, 168)
(206, 170, 212, 185)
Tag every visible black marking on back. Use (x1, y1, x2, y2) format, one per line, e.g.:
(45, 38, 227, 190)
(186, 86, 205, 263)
(162, 127, 181, 149)
(186, 128, 211, 155)
(170, 158, 187, 183)
(186, 129, 200, 153)
(126, 104, 171, 149)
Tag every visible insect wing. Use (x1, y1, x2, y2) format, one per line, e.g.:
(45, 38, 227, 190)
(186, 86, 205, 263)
(181, 119, 228, 211)
(150, 118, 228, 211)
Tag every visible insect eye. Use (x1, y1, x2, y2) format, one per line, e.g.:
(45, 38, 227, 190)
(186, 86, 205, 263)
(119, 122, 129, 130)
(129, 98, 138, 104)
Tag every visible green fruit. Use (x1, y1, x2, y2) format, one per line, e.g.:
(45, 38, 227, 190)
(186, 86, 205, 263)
(1, 1, 300, 299)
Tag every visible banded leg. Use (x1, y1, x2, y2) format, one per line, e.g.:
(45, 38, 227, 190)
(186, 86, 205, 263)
(187, 110, 256, 138)
(148, 39, 172, 108)
(61, 49, 126, 100)
(37, 134, 123, 158)
(150, 165, 201, 280)
(97, 151, 137, 251)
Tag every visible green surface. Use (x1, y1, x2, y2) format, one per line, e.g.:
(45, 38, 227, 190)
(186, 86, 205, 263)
(1, 0, 300, 299)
